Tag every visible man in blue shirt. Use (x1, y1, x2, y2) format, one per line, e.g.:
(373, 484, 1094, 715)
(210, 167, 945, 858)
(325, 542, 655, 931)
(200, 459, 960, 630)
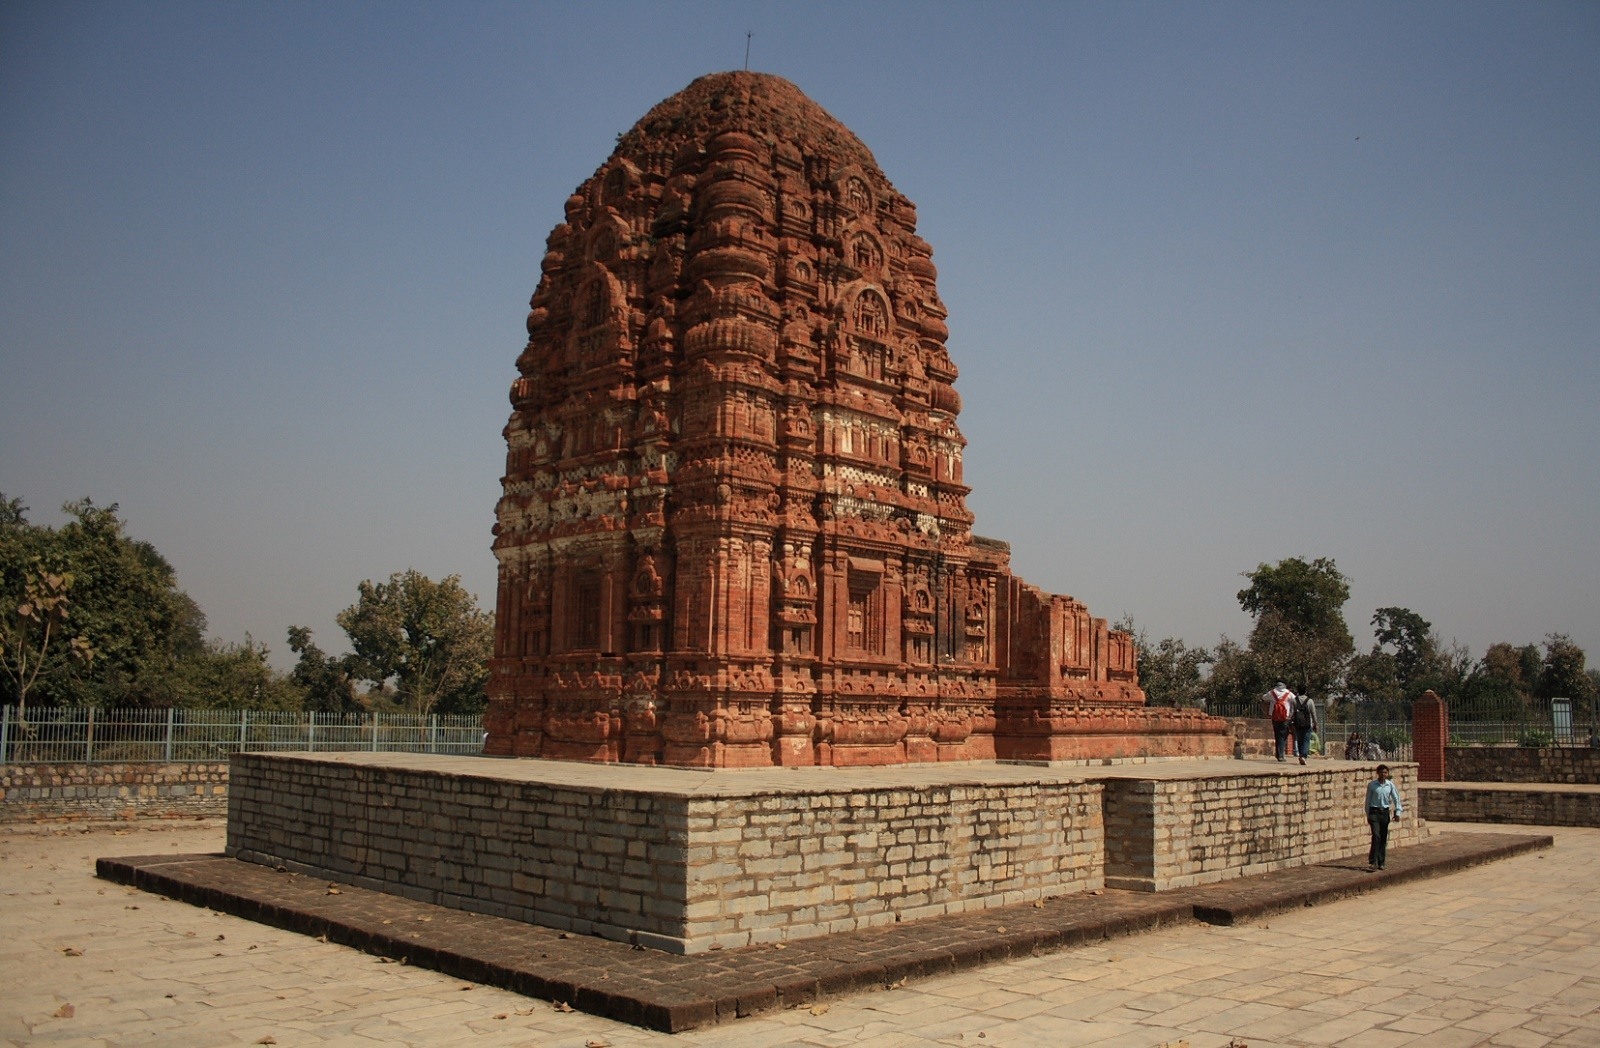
(1365, 764, 1404, 871)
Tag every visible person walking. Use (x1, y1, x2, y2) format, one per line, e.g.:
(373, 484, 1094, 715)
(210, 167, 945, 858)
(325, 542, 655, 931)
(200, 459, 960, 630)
(1365, 764, 1404, 871)
(1264, 681, 1295, 761)
(1290, 691, 1318, 764)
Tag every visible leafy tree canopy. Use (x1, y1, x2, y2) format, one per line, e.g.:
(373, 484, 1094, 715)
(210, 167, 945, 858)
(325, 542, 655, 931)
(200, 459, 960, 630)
(1237, 556, 1353, 699)
(329, 570, 491, 716)
(1116, 616, 1211, 709)
(2, 495, 208, 708)
(2, 493, 317, 711)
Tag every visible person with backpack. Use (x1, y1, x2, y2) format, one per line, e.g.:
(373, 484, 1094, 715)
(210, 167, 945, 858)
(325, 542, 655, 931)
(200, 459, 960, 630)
(1290, 691, 1318, 765)
(1263, 681, 1295, 762)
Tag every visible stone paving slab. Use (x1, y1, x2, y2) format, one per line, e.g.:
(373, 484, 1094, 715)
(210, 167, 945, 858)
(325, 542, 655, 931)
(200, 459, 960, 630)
(95, 830, 1549, 1034)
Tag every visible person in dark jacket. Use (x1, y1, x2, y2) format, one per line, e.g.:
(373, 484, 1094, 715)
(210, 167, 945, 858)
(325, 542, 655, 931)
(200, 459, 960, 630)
(1290, 692, 1318, 765)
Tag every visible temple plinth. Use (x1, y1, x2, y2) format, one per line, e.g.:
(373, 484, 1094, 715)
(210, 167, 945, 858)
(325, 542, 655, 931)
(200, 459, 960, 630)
(483, 72, 1228, 767)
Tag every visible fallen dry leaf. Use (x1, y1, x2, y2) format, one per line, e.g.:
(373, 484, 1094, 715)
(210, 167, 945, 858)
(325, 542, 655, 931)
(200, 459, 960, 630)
(62, 947, 82, 957)
(809, 1004, 830, 1016)
(493, 1013, 508, 1020)
(553, 1001, 574, 1013)
(256, 1038, 277, 1045)
(586, 1039, 612, 1048)
(1033, 900, 1045, 908)
(53, 1003, 75, 1019)
(326, 887, 342, 896)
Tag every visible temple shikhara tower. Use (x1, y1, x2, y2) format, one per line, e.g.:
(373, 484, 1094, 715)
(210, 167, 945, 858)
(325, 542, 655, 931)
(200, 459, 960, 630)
(484, 72, 1227, 767)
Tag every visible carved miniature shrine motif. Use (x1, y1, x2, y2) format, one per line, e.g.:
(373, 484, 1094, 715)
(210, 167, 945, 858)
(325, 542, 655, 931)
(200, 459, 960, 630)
(485, 72, 1227, 766)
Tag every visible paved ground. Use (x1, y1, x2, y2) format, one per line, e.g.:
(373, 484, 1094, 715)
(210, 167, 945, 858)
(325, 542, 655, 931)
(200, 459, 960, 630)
(5, 821, 1599, 1047)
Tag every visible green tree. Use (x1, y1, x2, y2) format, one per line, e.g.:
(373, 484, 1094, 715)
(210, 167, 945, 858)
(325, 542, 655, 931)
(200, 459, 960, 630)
(286, 626, 362, 714)
(1115, 617, 1213, 708)
(1346, 607, 1467, 712)
(331, 570, 491, 715)
(1, 494, 298, 710)
(176, 638, 305, 710)
(1236, 557, 1353, 700)
(1197, 636, 1267, 716)
(44, 500, 208, 707)
(1371, 608, 1433, 689)
(1, 557, 96, 720)
(1458, 642, 1542, 721)
(1536, 633, 1597, 717)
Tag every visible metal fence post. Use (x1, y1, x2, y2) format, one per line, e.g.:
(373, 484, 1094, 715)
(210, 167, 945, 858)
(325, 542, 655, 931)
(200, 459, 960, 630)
(307, 711, 317, 753)
(239, 710, 249, 753)
(1, 706, 9, 764)
(429, 715, 438, 754)
(86, 707, 95, 764)
(164, 707, 175, 763)
(370, 711, 378, 751)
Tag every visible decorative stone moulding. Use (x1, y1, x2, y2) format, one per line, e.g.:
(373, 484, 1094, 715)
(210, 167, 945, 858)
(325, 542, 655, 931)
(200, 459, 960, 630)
(485, 71, 1230, 767)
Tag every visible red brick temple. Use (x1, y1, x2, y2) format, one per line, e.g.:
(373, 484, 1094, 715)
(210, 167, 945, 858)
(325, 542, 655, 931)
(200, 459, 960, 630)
(483, 72, 1228, 767)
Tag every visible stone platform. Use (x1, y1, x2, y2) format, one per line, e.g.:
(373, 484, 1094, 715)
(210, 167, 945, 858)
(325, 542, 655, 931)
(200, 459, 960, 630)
(97, 830, 1550, 1033)
(225, 753, 1428, 954)
(1419, 780, 1600, 827)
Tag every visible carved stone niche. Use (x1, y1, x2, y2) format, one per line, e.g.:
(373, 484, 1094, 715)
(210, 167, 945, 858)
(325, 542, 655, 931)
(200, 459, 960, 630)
(485, 71, 1231, 766)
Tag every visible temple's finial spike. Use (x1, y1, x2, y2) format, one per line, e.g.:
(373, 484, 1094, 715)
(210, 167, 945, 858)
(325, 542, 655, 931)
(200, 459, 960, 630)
(744, 31, 752, 71)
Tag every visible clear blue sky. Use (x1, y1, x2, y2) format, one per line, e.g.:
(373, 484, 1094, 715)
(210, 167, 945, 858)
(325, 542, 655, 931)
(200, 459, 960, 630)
(3, 1, 1596, 670)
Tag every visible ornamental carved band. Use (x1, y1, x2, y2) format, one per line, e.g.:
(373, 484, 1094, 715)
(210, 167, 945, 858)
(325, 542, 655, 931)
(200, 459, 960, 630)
(485, 72, 1228, 767)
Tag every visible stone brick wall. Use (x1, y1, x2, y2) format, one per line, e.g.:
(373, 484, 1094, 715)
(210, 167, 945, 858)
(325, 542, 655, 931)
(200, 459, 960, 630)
(1419, 783, 1600, 827)
(1445, 747, 1600, 784)
(0, 762, 228, 823)
(227, 753, 1104, 954)
(1102, 765, 1428, 890)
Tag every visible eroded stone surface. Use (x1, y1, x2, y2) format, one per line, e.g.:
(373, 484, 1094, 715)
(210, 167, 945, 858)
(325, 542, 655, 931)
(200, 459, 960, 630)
(485, 72, 1227, 767)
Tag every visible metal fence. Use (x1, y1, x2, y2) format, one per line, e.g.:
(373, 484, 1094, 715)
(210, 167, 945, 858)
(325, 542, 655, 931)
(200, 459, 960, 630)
(0, 706, 485, 764)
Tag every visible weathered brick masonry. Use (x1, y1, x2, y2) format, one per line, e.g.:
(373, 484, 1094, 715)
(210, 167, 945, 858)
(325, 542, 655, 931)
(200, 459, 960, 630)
(1102, 766, 1429, 891)
(228, 752, 1422, 953)
(1419, 782, 1600, 827)
(0, 762, 228, 823)
(1444, 746, 1600, 785)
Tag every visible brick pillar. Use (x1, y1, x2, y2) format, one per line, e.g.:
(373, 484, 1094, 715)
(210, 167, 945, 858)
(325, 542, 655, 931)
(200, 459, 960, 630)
(1413, 689, 1448, 782)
